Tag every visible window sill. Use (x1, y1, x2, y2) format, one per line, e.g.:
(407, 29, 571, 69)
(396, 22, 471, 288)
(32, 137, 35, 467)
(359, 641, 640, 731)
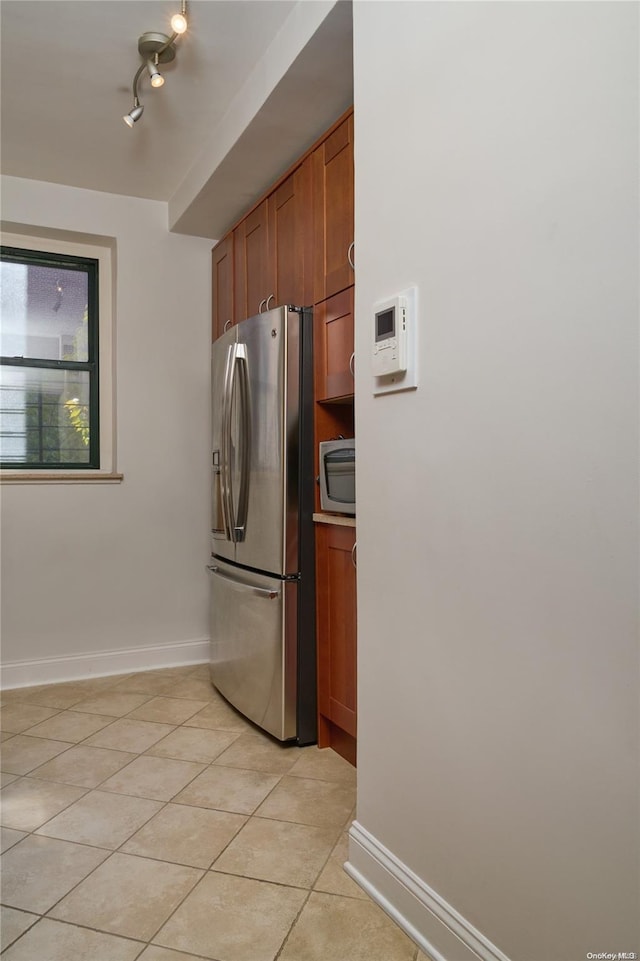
(0, 472, 124, 485)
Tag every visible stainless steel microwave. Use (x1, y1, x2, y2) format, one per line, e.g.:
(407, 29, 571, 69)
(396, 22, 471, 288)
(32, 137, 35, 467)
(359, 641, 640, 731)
(319, 439, 355, 515)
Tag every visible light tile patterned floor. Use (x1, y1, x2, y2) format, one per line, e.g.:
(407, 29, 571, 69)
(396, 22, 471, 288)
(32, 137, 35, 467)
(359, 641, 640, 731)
(0, 665, 421, 961)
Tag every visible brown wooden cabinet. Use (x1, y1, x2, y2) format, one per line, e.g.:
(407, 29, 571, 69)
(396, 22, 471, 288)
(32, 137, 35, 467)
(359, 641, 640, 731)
(234, 198, 272, 322)
(211, 110, 354, 342)
(211, 233, 234, 341)
(268, 159, 313, 310)
(230, 159, 313, 327)
(314, 286, 355, 402)
(313, 112, 355, 304)
(316, 522, 357, 764)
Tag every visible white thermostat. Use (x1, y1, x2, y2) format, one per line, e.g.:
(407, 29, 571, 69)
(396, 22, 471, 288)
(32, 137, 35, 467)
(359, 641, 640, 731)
(372, 286, 418, 395)
(373, 295, 407, 376)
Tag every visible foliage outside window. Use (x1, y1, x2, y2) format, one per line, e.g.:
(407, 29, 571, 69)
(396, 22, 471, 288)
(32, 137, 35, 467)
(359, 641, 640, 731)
(0, 246, 99, 469)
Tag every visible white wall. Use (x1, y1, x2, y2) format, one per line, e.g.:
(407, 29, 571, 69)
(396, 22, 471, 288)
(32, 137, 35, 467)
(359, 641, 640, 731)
(352, 3, 638, 960)
(1, 177, 213, 683)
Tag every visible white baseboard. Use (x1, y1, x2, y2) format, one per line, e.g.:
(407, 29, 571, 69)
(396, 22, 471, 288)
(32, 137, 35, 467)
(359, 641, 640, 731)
(0, 637, 210, 689)
(346, 820, 512, 961)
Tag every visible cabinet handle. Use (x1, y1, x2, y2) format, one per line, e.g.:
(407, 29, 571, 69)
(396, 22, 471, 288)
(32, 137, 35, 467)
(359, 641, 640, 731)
(349, 352, 355, 377)
(266, 294, 275, 310)
(347, 242, 355, 270)
(351, 542, 357, 569)
(224, 319, 232, 332)
(258, 299, 267, 313)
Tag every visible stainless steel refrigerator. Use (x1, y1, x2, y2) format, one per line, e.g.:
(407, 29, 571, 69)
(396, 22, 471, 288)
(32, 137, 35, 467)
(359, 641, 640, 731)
(208, 305, 316, 744)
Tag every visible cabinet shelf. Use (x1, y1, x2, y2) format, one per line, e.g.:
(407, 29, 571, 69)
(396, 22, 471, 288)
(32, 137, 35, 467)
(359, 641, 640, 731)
(317, 395, 354, 406)
(313, 512, 356, 528)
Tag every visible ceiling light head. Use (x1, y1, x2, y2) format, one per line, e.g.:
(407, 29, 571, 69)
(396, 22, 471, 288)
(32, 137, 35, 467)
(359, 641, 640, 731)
(170, 12, 188, 35)
(147, 59, 164, 88)
(123, 102, 144, 128)
(171, 1, 188, 35)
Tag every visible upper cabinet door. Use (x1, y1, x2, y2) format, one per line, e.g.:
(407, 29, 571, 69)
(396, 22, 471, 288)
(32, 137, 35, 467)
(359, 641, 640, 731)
(234, 199, 275, 321)
(313, 113, 355, 303)
(268, 158, 313, 309)
(314, 286, 355, 402)
(212, 233, 234, 341)
(234, 163, 312, 320)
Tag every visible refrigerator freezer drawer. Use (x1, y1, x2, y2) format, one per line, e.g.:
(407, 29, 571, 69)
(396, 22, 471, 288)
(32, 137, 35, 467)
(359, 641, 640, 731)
(208, 560, 298, 741)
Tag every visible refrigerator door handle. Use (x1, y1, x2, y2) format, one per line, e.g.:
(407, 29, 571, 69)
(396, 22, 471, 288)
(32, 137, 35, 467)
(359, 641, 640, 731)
(207, 564, 279, 599)
(220, 345, 235, 541)
(221, 342, 251, 543)
(234, 343, 251, 542)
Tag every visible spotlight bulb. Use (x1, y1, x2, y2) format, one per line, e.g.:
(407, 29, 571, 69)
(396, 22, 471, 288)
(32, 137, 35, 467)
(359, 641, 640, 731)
(123, 103, 144, 127)
(147, 60, 164, 88)
(171, 12, 188, 34)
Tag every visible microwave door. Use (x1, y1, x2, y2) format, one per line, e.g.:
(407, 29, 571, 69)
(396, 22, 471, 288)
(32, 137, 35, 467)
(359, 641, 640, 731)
(319, 439, 356, 514)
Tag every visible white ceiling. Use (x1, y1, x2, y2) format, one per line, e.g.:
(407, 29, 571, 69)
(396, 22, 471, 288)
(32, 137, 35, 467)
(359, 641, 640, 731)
(0, 1, 353, 239)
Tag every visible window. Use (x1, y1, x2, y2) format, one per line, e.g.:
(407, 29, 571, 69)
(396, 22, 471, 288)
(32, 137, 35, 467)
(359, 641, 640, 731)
(0, 245, 99, 468)
(0, 230, 116, 479)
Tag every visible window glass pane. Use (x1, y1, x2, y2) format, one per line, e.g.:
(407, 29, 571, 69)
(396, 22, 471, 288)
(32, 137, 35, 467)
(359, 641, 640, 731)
(0, 366, 91, 466)
(0, 260, 89, 362)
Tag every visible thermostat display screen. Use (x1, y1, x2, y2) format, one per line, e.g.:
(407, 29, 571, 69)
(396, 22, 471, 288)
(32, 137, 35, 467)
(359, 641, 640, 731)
(375, 308, 395, 341)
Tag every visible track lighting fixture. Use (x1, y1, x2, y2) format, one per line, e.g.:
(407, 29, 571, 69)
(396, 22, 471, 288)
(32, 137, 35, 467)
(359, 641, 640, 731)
(122, 1, 187, 128)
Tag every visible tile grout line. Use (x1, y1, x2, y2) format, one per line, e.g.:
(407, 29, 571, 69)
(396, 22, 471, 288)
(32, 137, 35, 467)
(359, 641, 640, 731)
(273, 884, 315, 961)
(0, 906, 40, 955)
(0, 776, 93, 837)
(3, 913, 149, 958)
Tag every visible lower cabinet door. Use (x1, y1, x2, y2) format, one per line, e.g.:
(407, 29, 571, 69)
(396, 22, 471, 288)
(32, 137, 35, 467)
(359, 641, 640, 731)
(316, 523, 357, 760)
